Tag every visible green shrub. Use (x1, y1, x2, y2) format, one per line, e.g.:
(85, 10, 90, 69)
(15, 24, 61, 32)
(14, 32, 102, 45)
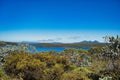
(0, 68, 10, 80)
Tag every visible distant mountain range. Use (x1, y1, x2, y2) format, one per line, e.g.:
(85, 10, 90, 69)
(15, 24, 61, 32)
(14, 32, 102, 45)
(21, 40, 103, 48)
(74, 40, 100, 44)
(22, 40, 100, 44)
(22, 41, 62, 44)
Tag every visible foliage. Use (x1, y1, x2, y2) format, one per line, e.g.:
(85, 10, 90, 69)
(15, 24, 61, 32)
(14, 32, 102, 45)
(88, 47, 103, 55)
(88, 35, 120, 80)
(0, 35, 120, 80)
(61, 70, 90, 80)
(0, 43, 36, 66)
(0, 68, 10, 80)
(102, 35, 120, 59)
(39, 43, 105, 47)
(3, 51, 94, 80)
(60, 48, 91, 67)
(101, 36, 120, 73)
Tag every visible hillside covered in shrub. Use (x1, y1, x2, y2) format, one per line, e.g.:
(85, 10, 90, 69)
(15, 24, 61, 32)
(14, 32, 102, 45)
(0, 36, 120, 80)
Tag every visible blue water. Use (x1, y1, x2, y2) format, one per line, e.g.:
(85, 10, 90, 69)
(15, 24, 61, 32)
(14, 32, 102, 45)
(36, 47, 65, 52)
(36, 47, 90, 52)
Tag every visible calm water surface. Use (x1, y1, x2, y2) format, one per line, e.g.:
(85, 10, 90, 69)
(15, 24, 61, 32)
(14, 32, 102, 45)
(36, 47, 90, 52)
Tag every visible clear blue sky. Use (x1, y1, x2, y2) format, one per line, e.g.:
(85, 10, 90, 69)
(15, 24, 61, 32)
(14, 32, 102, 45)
(0, 0, 120, 43)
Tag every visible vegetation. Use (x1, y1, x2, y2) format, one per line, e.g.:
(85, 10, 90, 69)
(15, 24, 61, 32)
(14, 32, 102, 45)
(36, 43, 105, 48)
(0, 35, 120, 80)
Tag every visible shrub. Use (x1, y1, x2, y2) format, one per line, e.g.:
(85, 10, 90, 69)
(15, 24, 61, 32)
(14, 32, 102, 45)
(0, 68, 10, 80)
(4, 52, 79, 80)
(0, 43, 36, 66)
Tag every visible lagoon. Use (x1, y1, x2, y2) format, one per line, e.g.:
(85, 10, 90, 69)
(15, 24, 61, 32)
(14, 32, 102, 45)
(36, 47, 90, 52)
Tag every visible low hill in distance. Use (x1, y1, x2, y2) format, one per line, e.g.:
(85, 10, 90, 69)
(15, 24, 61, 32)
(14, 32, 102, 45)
(22, 40, 105, 48)
(0, 40, 105, 48)
(74, 40, 100, 44)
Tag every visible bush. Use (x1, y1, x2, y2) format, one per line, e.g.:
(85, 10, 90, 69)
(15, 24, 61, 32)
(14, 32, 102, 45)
(0, 68, 10, 80)
(4, 52, 80, 80)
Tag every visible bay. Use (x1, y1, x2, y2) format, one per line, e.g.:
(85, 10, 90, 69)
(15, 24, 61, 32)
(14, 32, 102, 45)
(36, 47, 90, 52)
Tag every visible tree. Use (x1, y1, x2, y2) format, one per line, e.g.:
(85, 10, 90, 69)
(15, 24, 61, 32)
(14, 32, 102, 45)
(102, 35, 120, 59)
(102, 35, 120, 73)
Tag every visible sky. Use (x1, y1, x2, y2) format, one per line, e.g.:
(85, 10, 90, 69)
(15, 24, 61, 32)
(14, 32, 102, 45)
(0, 0, 120, 43)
